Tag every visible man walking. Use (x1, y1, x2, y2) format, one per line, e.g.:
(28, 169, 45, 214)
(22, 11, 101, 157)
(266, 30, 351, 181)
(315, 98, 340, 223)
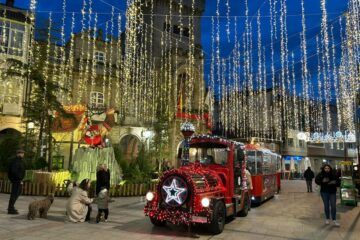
(304, 166, 315, 192)
(7, 149, 26, 214)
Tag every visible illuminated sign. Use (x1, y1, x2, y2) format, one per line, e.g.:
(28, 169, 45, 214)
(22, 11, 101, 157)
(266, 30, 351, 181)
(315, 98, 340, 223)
(297, 131, 356, 143)
(162, 177, 188, 206)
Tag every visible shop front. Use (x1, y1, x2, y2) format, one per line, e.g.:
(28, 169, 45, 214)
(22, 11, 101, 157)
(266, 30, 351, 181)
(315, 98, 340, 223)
(283, 156, 311, 179)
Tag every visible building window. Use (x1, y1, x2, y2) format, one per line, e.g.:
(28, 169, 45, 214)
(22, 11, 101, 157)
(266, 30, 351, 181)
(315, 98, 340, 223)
(299, 140, 305, 148)
(90, 91, 104, 108)
(163, 22, 171, 32)
(173, 25, 180, 34)
(0, 20, 26, 57)
(338, 142, 344, 150)
(287, 138, 294, 147)
(182, 27, 189, 37)
(95, 51, 105, 63)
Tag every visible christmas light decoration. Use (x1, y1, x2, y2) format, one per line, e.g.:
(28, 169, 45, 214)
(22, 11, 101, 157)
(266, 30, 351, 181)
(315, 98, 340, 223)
(162, 177, 188, 206)
(300, 0, 310, 133)
(20, 0, 358, 158)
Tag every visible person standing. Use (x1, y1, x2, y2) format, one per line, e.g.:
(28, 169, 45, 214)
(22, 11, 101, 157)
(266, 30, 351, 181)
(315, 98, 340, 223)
(96, 164, 110, 195)
(315, 164, 340, 226)
(103, 164, 110, 190)
(7, 149, 26, 214)
(245, 168, 253, 210)
(96, 164, 104, 195)
(304, 167, 315, 192)
(95, 187, 110, 223)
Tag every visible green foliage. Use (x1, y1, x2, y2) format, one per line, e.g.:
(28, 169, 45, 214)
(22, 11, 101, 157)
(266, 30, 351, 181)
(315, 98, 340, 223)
(149, 109, 171, 164)
(24, 67, 72, 170)
(0, 136, 22, 171)
(113, 144, 124, 167)
(70, 171, 79, 183)
(118, 146, 154, 184)
(33, 157, 48, 170)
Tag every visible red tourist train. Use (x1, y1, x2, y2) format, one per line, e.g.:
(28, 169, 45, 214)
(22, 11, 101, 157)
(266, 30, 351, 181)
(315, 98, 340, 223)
(144, 134, 250, 234)
(245, 144, 282, 205)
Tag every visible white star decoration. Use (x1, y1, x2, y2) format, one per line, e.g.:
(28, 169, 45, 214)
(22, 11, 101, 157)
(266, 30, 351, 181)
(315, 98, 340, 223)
(162, 178, 187, 205)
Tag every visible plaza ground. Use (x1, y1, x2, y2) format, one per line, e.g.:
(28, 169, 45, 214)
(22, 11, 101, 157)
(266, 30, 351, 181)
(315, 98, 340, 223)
(0, 180, 359, 240)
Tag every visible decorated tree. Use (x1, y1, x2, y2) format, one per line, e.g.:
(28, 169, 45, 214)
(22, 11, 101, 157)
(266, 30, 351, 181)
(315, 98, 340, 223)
(25, 67, 70, 171)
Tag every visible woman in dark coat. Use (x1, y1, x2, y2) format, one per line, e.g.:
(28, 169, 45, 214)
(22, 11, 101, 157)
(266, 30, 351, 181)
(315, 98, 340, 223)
(96, 164, 110, 195)
(315, 164, 340, 226)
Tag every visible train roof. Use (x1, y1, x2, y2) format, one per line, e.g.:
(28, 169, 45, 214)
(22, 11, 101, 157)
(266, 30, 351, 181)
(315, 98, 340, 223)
(190, 135, 245, 148)
(244, 144, 280, 156)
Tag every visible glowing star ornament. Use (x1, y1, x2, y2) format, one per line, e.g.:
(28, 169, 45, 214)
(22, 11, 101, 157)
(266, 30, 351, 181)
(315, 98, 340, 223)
(162, 178, 187, 205)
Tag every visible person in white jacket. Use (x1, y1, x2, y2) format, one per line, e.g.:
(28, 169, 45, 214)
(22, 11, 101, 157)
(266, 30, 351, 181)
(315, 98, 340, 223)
(95, 187, 109, 223)
(245, 168, 253, 210)
(245, 168, 253, 190)
(66, 179, 93, 222)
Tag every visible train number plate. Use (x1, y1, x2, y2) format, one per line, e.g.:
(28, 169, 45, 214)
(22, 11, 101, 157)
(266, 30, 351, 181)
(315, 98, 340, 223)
(192, 216, 207, 223)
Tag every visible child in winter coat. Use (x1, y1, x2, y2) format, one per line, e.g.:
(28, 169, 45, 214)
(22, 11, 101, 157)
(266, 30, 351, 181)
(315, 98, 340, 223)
(96, 187, 109, 223)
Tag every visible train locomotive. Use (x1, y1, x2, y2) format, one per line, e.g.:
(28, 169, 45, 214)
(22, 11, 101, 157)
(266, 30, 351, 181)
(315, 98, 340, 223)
(144, 129, 250, 234)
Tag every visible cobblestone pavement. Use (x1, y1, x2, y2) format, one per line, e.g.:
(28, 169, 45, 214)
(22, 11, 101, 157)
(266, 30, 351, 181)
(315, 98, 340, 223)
(0, 180, 359, 240)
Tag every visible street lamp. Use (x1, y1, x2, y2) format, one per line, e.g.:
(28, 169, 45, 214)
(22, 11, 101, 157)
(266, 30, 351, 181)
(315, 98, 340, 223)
(142, 129, 153, 150)
(180, 122, 195, 166)
(143, 130, 152, 139)
(28, 121, 34, 129)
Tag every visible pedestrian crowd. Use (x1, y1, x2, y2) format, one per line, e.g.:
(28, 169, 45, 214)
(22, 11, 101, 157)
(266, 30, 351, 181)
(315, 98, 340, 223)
(6, 148, 344, 227)
(7, 149, 112, 223)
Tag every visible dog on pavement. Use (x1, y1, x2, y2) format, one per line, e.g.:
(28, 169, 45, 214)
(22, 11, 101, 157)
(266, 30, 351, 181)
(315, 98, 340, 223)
(27, 194, 55, 220)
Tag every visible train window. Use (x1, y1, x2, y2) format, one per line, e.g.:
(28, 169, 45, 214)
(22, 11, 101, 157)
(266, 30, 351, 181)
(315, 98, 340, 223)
(270, 154, 277, 173)
(277, 155, 282, 172)
(256, 151, 263, 174)
(246, 151, 256, 175)
(263, 153, 271, 174)
(237, 148, 245, 164)
(188, 147, 228, 166)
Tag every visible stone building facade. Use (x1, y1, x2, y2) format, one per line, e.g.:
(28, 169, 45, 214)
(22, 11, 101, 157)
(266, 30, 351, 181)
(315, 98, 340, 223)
(51, 0, 208, 169)
(0, 0, 32, 141)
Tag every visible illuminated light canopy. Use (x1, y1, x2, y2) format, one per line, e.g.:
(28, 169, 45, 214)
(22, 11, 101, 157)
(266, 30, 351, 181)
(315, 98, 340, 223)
(162, 177, 188, 206)
(180, 122, 195, 133)
(306, 131, 357, 143)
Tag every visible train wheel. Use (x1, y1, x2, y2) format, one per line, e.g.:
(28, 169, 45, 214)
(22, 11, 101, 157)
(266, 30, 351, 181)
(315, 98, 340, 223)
(209, 201, 225, 234)
(238, 195, 249, 217)
(150, 216, 167, 227)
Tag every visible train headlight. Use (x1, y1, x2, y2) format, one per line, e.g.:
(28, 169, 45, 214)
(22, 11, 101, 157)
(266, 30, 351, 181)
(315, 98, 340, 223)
(201, 197, 210, 207)
(146, 191, 154, 201)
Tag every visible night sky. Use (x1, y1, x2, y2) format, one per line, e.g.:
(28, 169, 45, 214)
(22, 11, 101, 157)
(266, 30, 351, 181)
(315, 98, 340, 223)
(3, 0, 350, 97)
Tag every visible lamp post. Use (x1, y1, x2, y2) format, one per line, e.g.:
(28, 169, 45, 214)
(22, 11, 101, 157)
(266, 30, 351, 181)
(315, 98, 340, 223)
(180, 122, 195, 166)
(142, 129, 152, 150)
(24, 121, 34, 165)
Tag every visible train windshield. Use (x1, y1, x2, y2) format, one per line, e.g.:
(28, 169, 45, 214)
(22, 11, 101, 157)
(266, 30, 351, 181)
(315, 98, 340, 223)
(188, 147, 228, 166)
(177, 141, 229, 166)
